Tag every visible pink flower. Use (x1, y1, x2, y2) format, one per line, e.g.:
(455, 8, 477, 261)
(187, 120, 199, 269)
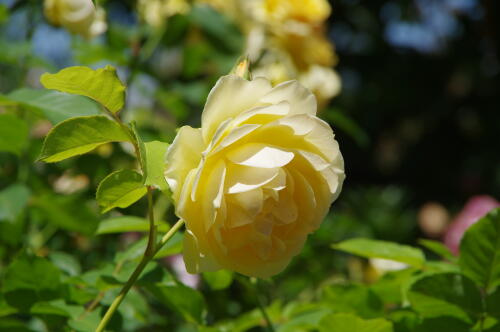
(443, 195, 499, 255)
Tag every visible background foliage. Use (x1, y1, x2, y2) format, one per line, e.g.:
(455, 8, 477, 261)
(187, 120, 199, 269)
(0, 0, 499, 331)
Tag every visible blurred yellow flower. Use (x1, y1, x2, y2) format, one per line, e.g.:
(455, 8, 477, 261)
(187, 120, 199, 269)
(44, 0, 107, 38)
(261, 0, 331, 26)
(138, 0, 190, 27)
(198, 0, 341, 106)
(165, 74, 345, 277)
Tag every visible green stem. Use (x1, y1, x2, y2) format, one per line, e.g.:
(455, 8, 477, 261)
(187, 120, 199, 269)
(145, 187, 156, 256)
(250, 278, 275, 332)
(95, 219, 185, 332)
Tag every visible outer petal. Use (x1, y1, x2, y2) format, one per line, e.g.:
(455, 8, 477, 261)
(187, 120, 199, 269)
(201, 75, 272, 143)
(258, 80, 317, 116)
(165, 126, 205, 202)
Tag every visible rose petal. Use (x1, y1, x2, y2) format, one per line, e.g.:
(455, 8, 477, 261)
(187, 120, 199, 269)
(183, 229, 221, 274)
(201, 75, 272, 142)
(227, 164, 279, 194)
(165, 126, 204, 201)
(227, 143, 294, 168)
(259, 80, 317, 116)
(201, 160, 227, 231)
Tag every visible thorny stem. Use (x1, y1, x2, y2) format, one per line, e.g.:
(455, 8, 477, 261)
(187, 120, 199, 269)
(95, 219, 185, 332)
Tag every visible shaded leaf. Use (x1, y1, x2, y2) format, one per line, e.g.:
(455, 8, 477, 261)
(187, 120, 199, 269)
(38, 115, 131, 162)
(321, 284, 383, 319)
(3, 254, 61, 312)
(0, 114, 28, 155)
(6, 88, 100, 124)
(40, 65, 126, 113)
(49, 252, 82, 277)
(412, 317, 471, 332)
(0, 183, 30, 222)
(419, 239, 457, 262)
(96, 170, 147, 213)
(459, 208, 500, 292)
(147, 282, 205, 324)
(32, 194, 100, 235)
(333, 238, 425, 268)
(407, 272, 482, 323)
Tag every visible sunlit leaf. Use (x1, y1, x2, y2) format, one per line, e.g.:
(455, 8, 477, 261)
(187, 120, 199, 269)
(202, 270, 233, 290)
(96, 216, 169, 234)
(143, 140, 169, 191)
(40, 65, 126, 113)
(38, 115, 131, 162)
(96, 170, 147, 213)
(332, 238, 425, 268)
(319, 313, 393, 332)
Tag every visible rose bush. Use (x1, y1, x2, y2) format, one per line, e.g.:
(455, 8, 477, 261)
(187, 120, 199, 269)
(165, 74, 345, 277)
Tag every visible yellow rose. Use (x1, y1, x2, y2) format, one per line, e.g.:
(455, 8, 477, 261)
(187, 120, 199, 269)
(44, 0, 106, 38)
(263, 0, 331, 25)
(138, 0, 190, 27)
(165, 74, 345, 278)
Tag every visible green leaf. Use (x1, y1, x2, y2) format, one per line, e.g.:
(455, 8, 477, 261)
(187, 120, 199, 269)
(6, 88, 100, 124)
(154, 232, 184, 258)
(319, 313, 393, 332)
(419, 239, 457, 262)
(321, 284, 383, 318)
(202, 270, 233, 290)
(280, 303, 332, 332)
(0, 183, 30, 222)
(40, 65, 126, 113)
(96, 170, 147, 213)
(143, 141, 169, 191)
(332, 238, 425, 268)
(0, 114, 28, 156)
(486, 287, 500, 318)
(32, 194, 100, 235)
(68, 310, 101, 332)
(96, 216, 170, 234)
(114, 231, 183, 263)
(407, 272, 482, 323)
(147, 283, 205, 324)
(49, 252, 82, 277)
(412, 317, 471, 332)
(38, 115, 131, 162)
(459, 208, 500, 292)
(3, 254, 61, 312)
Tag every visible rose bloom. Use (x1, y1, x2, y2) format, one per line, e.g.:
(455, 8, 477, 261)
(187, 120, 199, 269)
(165, 74, 345, 278)
(44, 0, 106, 38)
(443, 195, 499, 255)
